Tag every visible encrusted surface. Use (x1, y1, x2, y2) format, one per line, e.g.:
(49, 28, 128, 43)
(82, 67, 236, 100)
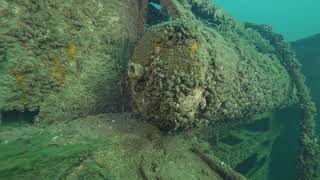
(0, 0, 146, 124)
(130, 19, 294, 130)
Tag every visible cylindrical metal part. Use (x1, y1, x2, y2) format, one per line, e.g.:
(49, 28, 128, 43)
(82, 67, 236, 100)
(129, 20, 294, 130)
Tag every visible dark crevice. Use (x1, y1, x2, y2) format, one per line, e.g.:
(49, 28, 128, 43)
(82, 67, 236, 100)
(235, 153, 258, 175)
(147, 0, 172, 27)
(190, 4, 222, 27)
(220, 135, 243, 146)
(247, 156, 267, 178)
(1, 109, 38, 125)
(243, 117, 271, 133)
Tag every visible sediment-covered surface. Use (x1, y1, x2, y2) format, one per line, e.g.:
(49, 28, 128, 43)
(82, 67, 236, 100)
(0, 111, 282, 180)
(0, 0, 146, 124)
(0, 113, 232, 180)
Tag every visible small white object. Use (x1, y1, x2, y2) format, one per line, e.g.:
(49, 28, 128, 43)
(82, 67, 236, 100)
(52, 136, 58, 141)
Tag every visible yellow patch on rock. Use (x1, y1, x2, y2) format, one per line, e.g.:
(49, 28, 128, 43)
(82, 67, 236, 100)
(190, 42, 199, 54)
(52, 58, 66, 86)
(66, 44, 77, 62)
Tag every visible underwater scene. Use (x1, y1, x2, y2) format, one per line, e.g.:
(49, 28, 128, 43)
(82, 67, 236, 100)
(0, 0, 319, 179)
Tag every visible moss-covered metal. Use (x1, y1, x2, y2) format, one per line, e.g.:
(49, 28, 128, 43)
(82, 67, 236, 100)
(0, 0, 146, 124)
(129, 18, 294, 130)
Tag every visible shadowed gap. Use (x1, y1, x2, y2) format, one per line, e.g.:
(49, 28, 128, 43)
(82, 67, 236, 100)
(1, 109, 38, 125)
(147, 0, 172, 27)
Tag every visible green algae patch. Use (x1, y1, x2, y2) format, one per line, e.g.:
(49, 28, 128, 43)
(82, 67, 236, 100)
(0, 113, 241, 179)
(0, 128, 113, 180)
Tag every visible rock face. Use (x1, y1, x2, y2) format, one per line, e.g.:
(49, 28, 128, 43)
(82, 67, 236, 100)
(129, 19, 294, 130)
(0, 0, 147, 124)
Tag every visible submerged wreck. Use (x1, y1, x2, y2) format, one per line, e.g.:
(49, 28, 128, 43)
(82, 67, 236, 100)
(0, 0, 319, 179)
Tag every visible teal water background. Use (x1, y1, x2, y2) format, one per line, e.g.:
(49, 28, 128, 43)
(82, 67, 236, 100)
(215, 0, 320, 41)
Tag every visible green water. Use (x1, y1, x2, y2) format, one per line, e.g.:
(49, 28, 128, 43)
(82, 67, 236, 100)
(268, 107, 301, 180)
(215, 0, 320, 41)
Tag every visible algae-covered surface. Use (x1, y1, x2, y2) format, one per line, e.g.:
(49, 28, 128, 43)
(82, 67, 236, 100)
(0, 111, 298, 180)
(0, 118, 113, 179)
(292, 34, 320, 136)
(0, 113, 226, 180)
(0, 0, 319, 179)
(0, 0, 141, 124)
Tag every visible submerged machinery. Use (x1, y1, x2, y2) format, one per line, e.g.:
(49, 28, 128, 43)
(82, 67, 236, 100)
(0, 0, 318, 179)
